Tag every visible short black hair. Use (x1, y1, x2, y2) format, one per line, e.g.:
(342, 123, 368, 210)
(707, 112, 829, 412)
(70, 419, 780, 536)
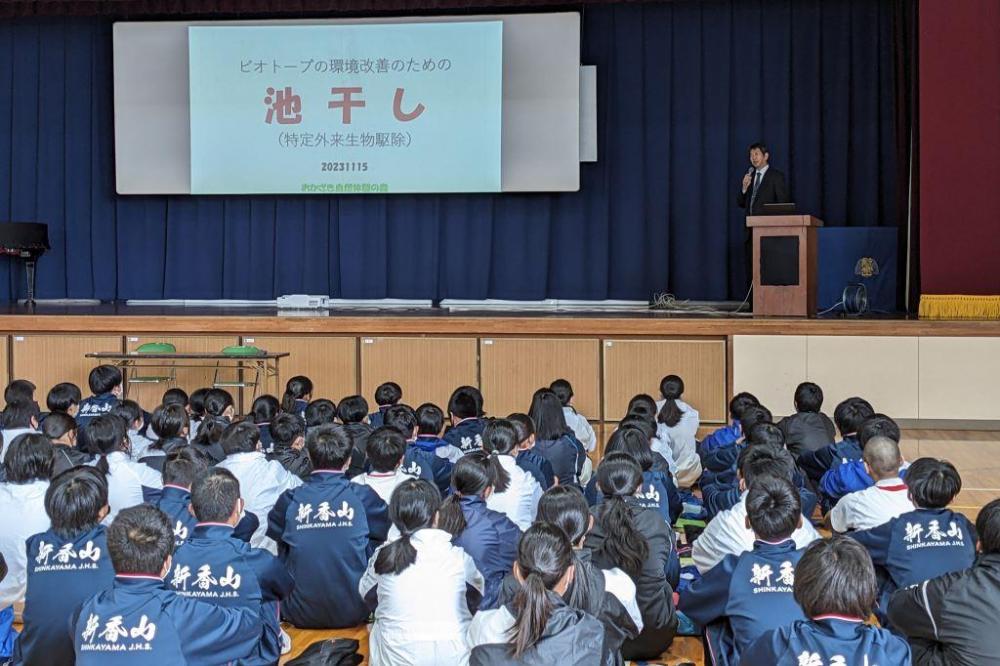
(162, 388, 189, 408)
(337, 395, 369, 424)
(507, 413, 535, 443)
(905, 457, 962, 509)
(416, 403, 444, 436)
(46, 466, 108, 539)
(251, 395, 280, 424)
(203, 388, 235, 417)
(748, 142, 769, 155)
(794, 382, 824, 413)
(976, 499, 1000, 555)
(150, 403, 188, 440)
(189, 388, 209, 417)
(729, 392, 760, 420)
(106, 505, 174, 575)
(625, 394, 657, 421)
(305, 399, 338, 428)
(858, 413, 900, 446)
(549, 379, 574, 406)
(384, 404, 418, 438)
(83, 414, 128, 456)
(306, 425, 353, 470)
(374, 382, 402, 407)
(41, 412, 77, 440)
(219, 421, 260, 456)
(162, 446, 210, 488)
(366, 427, 407, 473)
(794, 536, 877, 619)
(739, 405, 773, 436)
(46, 382, 82, 413)
(111, 400, 143, 429)
(5, 433, 53, 482)
(739, 444, 796, 487)
(746, 475, 801, 541)
(270, 412, 305, 450)
(88, 365, 123, 396)
(190, 468, 241, 523)
(4, 379, 36, 405)
(448, 386, 483, 419)
(833, 397, 875, 437)
(747, 422, 784, 448)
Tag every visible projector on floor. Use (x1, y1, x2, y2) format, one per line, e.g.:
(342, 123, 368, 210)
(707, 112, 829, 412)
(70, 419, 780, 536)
(277, 295, 331, 310)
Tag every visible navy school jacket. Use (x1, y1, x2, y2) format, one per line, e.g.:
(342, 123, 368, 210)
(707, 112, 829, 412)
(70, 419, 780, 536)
(267, 470, 389, 628)
(403, 442, 454, 496)
(367, 406, 390, 428)
(516, 449, 556, 490)
(256, 424, 274, 453)
(701, 441, 746, 477)
(533, 435, 584, 486)
(585, 469, 683, 525)
(741, 616, 911, 665)
(170, 523, 295, 666)
(798, 436, 863, 485)
(342, 423, 374, 479)
(75, 393, 121, 452)
(698, 421, 741, 456)
(14, 525, 115, 666)
(680, 539, 807, 664)
(443, 418, 485, 453)
(71, 574, 261, 665)
(156, 485, 260, 548)
(702, 481, 819, 523)
(452, 495, 521, 610)
(291, 399, 308, 421)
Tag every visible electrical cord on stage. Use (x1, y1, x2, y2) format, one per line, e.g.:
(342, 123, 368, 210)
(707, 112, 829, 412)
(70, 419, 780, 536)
(650, 287, 753, 316)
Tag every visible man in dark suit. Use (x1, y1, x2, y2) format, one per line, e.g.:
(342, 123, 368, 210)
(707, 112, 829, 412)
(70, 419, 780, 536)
(738, 142, 790, 292)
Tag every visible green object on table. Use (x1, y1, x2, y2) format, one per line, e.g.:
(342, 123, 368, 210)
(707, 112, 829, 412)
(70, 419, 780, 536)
(221, 345, 263, 357)
(135, 342, 176, 354)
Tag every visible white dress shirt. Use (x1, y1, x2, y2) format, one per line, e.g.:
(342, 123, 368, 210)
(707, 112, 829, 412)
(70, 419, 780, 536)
(830, 477, 914, 533)
(217, 451, 303, 554)
(104, 450, 164, 522)
(352, 470, 416, 505)
(562, 407, 597, 453)
(485, 455, 542, 531)
(0, 479, 50, 607)
(360, 528, 484, 666)
(693, 492, 821, 573)
(655, 398, 702, 488)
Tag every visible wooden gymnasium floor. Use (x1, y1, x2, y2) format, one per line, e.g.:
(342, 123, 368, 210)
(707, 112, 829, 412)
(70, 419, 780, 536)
(278, 429, 1000, 665)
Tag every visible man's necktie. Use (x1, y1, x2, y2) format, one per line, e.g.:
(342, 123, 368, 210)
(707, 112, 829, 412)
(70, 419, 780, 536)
(750, 171, 762, 210)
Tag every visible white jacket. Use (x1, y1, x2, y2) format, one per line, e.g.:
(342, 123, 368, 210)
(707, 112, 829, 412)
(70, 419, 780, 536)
(562, 407, 597, 453)
(217, 451, 303, 554)
(104, 451, 164, 522)
(655, 398, 702, 488)
(0, 480, 50, 607)
(485, 455, 542, 531)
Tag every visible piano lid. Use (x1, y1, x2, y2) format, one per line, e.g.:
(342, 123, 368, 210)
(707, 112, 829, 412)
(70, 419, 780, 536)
(0, 222, 49, 250)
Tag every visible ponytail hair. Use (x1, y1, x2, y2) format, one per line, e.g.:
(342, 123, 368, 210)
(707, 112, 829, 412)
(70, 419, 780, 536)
(594, 452, 648, 579)
(481, 419, 518, 493)
(605, 427, 654, 472)
(537, 485, 590, 545)
(83, 414, 129, 476)
(374, 479, 440, 575)
(508, 523, 574, 659)
(204, 389, 235, 419)
(656, 375, 685, 428)
(281, 375, 313, 413)
(437, 450, 494, 537)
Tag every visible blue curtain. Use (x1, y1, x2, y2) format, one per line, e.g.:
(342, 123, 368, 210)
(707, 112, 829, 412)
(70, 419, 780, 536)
(0, 1, 899, 302)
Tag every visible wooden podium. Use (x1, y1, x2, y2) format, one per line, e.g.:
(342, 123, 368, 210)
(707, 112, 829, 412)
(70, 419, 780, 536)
(747, 215, 823, 317)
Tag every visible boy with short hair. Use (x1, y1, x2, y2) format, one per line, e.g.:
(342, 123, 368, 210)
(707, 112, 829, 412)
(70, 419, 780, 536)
(743, 536, 910, 664)
(71, 504, 261, 664)
(267, 413, 312, 479)
(820, 413, 904, 502)
(15, 467, 114, 665)
(384, 406, 453, 495)
(681, 476, 808, 664)
(699, 391, 760, 455)
(829, 436, 913, 533)
(443, 385, 485, 452)
(797, 396, 875, 486)
(700, 405, 773, 478)
(368, 382, 402, 428)
(550, 378, 597, 453)
(42, 412, 91, 476)
(46, 382, 82, 418)
(77, 365, 123, 429)
(170, 469, 294, 666)
(267, 425, 389, 628)
(351, 427, 418, 503)
(777, 382, 837, 457)
(413, 402, 463, 463)
(337, 395, 374, 478)
(156, 447, 211, 546)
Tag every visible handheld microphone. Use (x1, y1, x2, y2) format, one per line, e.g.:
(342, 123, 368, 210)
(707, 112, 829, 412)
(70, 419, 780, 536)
(746, 166, 755, 177)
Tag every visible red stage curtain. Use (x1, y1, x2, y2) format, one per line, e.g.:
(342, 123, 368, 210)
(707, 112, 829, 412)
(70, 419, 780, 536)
(919, 0, 1000, 317)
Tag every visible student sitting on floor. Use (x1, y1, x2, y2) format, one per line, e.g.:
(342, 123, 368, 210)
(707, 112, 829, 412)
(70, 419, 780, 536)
(618, 414, 676, 477)
(444, 386, 486, 453)
(351, 426, 418, 504)
(190, 416, 227, 464)
(584, 454, 677, 661)
(139, 403, 191, 473)
(156, 447, 210, 546)
(360, 479, 484, 666)
(778, 382, 837, 457)
(43, 412, 91, 477)
(250, 395, 280, 453)
(267, 425, 389, 629)
(414, 403, 463, 463)
(528, 388, 586, 487)
(217, 421, 302, 554)
(15, 466, 114, 666)
(72, 505, 261, 665)
(482, 418, 542, 531)
(338, 394, 374, 476)
(186, 388, 209, 443)
(852, 457, 976, 626)
(161, 387, 189, 413)
(86, 415, 163, 521)
(77, 366, 123, 432)
(829, 436, 913, 533)
(384, 407, 454, 495)
(498, 485, 642, 662)
(281, 375, 313, 421)
(508, 413, 556, 491)
(700, 405, 773, 485)
(438, 451, 521, 610)
(0, 387, 39, 460)
(820, 413, 904, 503)
(304, 398, 338, 429)
(468, 522, 608, 665)
(550, 378, 598, 454)
(693, 445, 821, 574)
(46, 382, 82, 419)
(112, 400, 152, 461)
(888, 497, 1000, 666)
(368, 381, 402, 429)
(267, 412, 313, 479)
(699, 391, 760, 456)
(743, 535, 911, 665)
(170, 468, 294, 666)
(798, 396, 875, 487)
(654, 375, 702, 489)
(681, 476, 808, 665)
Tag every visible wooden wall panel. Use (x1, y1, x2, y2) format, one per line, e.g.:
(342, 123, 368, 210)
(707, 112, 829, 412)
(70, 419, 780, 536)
(602, 339, 727, 423)
(239, 336, 358, 411)
(11, 334, 123, 401)
(733, 335, 808, 417)
(480, 338, 600, 419)
(124, 335, 239, 411)
(360, 337, 477, 414)
(0, 336, 8, 407)
(918, 337, 1000, 420)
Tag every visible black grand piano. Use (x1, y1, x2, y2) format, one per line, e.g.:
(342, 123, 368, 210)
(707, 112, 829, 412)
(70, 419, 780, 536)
(0, 223, 49, 304)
